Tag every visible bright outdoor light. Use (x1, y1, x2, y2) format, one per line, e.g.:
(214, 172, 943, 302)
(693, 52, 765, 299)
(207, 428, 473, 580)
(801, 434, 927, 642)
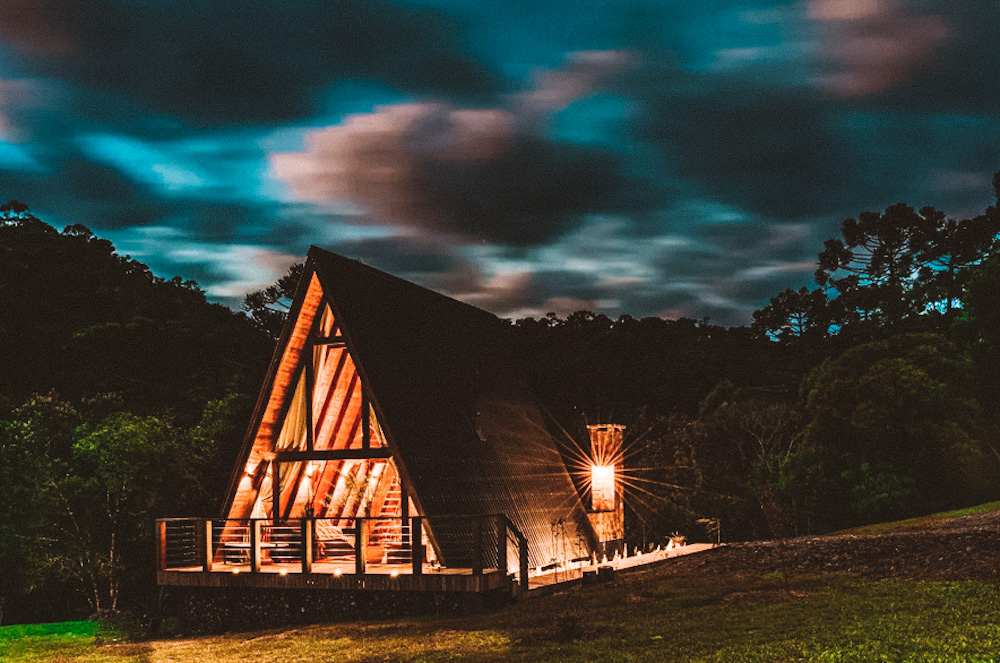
(591, 464, 615, 511)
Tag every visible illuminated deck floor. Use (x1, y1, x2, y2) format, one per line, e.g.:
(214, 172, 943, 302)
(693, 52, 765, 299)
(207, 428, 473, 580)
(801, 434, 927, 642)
(159, 544, 717, 593)
(158, 558, 509, 592)
(165, 560, 473, 576)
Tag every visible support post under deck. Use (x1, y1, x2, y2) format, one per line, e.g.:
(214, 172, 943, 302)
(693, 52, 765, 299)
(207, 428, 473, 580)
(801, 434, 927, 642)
(301, 519, 313, 574)
(202, 519, 214, 572)
(355, 520, 367, 575)
(411, 517, 423, 576)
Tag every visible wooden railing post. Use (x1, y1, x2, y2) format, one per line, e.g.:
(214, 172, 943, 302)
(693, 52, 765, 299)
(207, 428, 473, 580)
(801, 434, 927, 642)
(497, 515, 507, 575)
(472, 517, 483, 576)
(156, 520, 167, 571)
(411, 517, 423, 576)
(301, 518, 313, 574)
(202, 519, 214, 572)
(355, 519, 367, 575)
(250, 519, 262, 573)
(519, 535, 529, 592)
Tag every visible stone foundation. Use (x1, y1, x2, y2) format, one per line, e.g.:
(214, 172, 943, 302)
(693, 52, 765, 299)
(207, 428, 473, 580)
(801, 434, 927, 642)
(174, 587, 509, 635)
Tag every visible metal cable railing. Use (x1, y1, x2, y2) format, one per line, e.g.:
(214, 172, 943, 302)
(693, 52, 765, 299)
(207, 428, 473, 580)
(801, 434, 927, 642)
(157, 514, 529, 590)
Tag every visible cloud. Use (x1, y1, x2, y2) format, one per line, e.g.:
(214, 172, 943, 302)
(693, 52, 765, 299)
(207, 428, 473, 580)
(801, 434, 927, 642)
(639, 73, 860, 219)
(271, 70, 649, 246)
(809, 1, 1000, 114)
(809, 0, 949, 97)
(106, 225, 302, 306)
(0, 0, 499, 126)
(619, 4, 1000, 222)
(517, 50, 635, 120)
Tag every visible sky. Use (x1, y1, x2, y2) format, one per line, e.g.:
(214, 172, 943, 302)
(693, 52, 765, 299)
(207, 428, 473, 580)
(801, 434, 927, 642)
(1, 0, 999, 325)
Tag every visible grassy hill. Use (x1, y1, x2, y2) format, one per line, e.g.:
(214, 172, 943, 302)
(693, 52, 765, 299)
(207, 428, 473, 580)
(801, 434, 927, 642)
(7, 504, 1000, 662)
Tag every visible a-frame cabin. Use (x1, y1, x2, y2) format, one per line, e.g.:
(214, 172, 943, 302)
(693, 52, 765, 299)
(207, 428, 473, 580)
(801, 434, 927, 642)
(221, 246, 598, 573)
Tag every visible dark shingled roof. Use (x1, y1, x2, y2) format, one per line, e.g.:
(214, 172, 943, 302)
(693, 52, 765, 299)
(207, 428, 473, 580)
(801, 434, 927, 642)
(310, 247, 597, 566)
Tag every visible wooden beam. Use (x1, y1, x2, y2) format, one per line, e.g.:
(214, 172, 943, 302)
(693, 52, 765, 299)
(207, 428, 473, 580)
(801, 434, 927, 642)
(362, 393, 370, 449)
(279, 460, 308, 521)
(313, 335, 346, 346)
(276, 448, 392, 462)
(271, 461, 279, 524)
(304, 346, 315, 452)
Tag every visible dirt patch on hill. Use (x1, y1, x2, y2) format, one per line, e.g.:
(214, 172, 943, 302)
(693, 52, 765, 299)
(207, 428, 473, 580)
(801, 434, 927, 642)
(634, 509, 1000, 583)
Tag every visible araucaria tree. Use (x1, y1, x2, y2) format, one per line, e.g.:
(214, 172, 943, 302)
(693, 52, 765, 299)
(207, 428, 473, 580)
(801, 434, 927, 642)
(816, 202, 936, 332)
(755, 175, 1000, 342)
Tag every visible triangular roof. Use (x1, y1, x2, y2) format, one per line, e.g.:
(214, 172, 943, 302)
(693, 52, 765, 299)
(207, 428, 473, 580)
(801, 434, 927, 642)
(224, 246, 597, 567)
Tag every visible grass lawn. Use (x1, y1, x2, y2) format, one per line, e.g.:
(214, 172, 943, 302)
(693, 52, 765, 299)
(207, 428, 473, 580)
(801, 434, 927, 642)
(0, 621, 98, 662)
(5, 572, 1000, 662)
(837, 501, 1000, 536)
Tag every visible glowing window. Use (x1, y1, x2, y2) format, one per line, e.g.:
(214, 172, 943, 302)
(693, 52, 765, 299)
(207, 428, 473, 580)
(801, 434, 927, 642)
(591, 464, 615, 511)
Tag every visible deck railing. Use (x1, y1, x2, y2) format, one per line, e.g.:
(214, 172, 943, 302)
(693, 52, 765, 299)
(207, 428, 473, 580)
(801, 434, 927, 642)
(156, 514, 529, 591)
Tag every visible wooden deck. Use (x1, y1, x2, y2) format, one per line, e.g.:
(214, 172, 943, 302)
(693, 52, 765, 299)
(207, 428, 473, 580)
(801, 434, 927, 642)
(157, 516, 527, 594)
(158, 564, 509, 592)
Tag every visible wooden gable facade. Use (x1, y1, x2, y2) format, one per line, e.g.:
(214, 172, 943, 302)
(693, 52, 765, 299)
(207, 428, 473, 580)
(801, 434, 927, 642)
(221, 247, 598, 570)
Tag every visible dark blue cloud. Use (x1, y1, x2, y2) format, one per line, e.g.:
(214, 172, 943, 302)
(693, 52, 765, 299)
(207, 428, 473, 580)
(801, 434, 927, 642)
(0, 0, 500, 126)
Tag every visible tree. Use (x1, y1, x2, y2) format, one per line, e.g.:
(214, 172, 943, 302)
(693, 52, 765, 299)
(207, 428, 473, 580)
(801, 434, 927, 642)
(752, 286, 829, 342)
(801, 333, 997, 523)
(40, 413, 209, 615)
(814, 179, 1000, 337)
(962, 253, 1000, 412)
(0, 394, 82, 624)
(242, 262, 304, 340)
(815, 203, 933, 332)
(911, 206, 1000, 321)
(0, 204, 271, 415)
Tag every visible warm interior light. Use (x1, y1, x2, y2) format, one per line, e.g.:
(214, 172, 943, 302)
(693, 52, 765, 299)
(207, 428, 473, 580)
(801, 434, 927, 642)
(591, 464, 615, 512)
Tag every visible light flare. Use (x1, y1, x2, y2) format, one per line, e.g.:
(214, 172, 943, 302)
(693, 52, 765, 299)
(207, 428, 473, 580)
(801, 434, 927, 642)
(590, 464, 616, 512)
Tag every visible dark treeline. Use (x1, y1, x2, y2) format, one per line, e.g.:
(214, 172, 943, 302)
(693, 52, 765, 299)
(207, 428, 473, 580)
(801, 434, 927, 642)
(0, 202, 272, 626)
(3, 172, 1000, 626)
